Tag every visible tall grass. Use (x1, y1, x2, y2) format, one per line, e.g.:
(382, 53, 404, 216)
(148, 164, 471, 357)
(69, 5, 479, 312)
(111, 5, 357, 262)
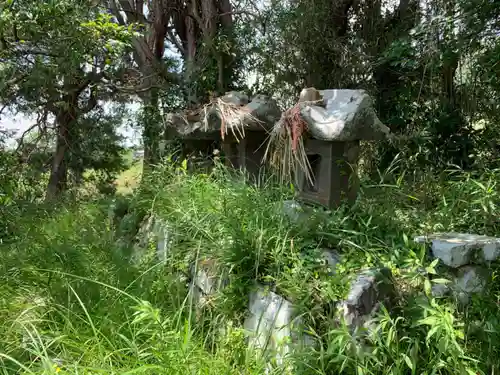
(1, 160, 500, 374)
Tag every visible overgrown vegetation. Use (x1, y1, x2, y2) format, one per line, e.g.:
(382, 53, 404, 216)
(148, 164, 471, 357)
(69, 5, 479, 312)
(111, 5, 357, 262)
(1, 0, 500, 373)
(1, 160, 500, 374)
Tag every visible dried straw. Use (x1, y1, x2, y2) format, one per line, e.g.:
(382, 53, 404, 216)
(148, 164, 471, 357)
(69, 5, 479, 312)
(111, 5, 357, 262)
(264, 103, 314, 186)
(201, 98, 261, 142)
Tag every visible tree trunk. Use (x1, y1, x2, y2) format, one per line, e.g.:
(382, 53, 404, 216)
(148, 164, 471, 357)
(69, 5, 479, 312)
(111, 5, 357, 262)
(441, 0, 459, 111)
(368, 0, 420, 175)
(45, 110, 72, 201)
(73, 168, 84, 186)
(299, 0, 355, 88)
(184, 13, 199, 107)
(441, 52, 459, 110)
(142, 87, 162, 167)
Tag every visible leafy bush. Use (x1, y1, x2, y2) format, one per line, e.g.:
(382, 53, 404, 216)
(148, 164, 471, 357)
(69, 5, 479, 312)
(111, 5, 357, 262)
(1, 161, 500, 374)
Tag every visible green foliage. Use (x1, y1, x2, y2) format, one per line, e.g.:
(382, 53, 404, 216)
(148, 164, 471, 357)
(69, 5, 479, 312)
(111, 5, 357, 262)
(0, 143, 47, 205)
(0, 0, 135, 198)
(187, 28, 246, 102)
(0, 0, 133, 112)
(66, 104, 129, 188)
(3, 159, 500, 374)
(247, 0, 500, 173)
(3, 0, 500, 373)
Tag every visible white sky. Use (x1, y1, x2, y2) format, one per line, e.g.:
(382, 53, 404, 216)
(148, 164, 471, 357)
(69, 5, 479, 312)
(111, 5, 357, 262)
(0, 103, 142, 147)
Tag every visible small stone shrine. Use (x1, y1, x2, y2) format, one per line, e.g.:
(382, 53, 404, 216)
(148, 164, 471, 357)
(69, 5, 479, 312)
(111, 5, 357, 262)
(296, 89, 389, 208)
(164, 88, 389, 209)
(163, 92, 281, 178)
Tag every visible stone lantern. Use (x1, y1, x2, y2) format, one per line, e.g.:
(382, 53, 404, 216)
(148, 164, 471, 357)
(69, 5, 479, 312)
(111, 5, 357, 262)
(296, 89, 390, 208)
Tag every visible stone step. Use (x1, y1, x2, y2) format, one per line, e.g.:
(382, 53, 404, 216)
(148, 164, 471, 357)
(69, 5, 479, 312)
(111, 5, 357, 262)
(414, 232, 500, 268)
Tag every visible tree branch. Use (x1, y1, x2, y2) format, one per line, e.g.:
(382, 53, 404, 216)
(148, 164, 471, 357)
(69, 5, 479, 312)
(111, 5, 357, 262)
(80, 88, 99, 114)
(119, 0, 145, 23)
(1, 72, 28, 92)
(109, 0, 127, 25)
(15, 110, 50, 154)
(167, 28, 185, 55)
(189, 0, 204, 32)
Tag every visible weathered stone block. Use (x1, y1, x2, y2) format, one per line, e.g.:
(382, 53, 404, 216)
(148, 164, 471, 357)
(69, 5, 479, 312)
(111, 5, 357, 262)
(431, 283, 451, 298)
(222, 130, 269, 181)
(296, 139, 360, 208)
(152, 218, 171, 262)
(244, 287, 312, 367)
(166, 93, 281, 140)
(281, 200, 309, 223)
(340, 268, 394, 329)
(189, 259, 229, 308)
(221, 91, 249, 106)
(129, 215, 172, 264)
(294, 89, 388, 208)
(300, 89, 390, 142)
(239, 94, 281, 126)
(414, 232, 500, 268)
(454, 266, 489, 304)
(321, 249, 342, 275)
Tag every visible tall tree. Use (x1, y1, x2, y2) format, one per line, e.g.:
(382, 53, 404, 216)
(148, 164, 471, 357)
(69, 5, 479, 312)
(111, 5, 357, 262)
(0, 0, 134, 200)
(104, 0, 178, 166)
(251, 0, 500, 170)
(66, 104, 129, 189)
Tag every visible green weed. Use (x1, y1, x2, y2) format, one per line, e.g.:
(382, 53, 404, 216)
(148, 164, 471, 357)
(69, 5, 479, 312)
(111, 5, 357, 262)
(1, 160, 500, 374)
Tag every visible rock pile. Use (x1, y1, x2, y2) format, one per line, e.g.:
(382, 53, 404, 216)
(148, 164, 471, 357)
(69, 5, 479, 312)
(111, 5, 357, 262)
(125, 207, 397, 369)
(164, 92, 281, 139)
(415, 232, 500, 303)
(188, 251, 394, 368)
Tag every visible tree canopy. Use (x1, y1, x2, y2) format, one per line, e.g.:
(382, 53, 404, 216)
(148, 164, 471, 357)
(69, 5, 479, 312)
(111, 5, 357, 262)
(0, 0, 135, 199)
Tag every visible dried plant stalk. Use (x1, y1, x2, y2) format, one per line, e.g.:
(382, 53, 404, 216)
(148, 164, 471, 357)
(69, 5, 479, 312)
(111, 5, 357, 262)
(201, 98, 261, 142)
(264, 103, 314, 186)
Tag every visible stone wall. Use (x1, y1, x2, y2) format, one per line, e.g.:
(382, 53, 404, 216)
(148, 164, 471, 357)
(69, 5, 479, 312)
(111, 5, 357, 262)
(111, 193, 500, 371)
(118, 207, 397, 371)
(415, 233, 500, 303)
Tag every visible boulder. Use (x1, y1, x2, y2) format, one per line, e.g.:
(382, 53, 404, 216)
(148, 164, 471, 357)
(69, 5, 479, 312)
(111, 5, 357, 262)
(414, 232, 500, 268)
(300, 89, 390, 142)
(454, 266, 489, 304)
(131, 215, 172, 264)
(282, 200, 306, 223)
(244, 287, 312, 367)
(164, 113, 201, 137)
(242, 94, 282, 126)
(221, 91, 249, 106)
(431, 283, 451, 298)
(320, 249, 342, 276)
(165, 93, 281, 139)
(153, 218, 171, 262)
(280, 200, 323, 225)
(189, 259, 229, 308)
(340, 268, 394, 329)
(131, 214, 155, 263)
(298, 248, 342, 277)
